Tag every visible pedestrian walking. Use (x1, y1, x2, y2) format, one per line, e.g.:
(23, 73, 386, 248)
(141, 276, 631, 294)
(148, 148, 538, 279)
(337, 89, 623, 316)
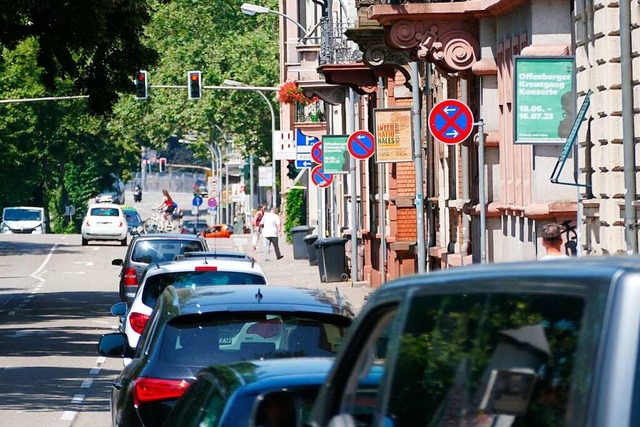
(251, 205, 265, 251)
(539, 222, 569, 260)
(261, 207, 283, 261)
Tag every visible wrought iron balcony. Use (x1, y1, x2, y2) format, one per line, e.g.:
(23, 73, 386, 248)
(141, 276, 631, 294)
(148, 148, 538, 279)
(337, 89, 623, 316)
(319, 15, 362, 65)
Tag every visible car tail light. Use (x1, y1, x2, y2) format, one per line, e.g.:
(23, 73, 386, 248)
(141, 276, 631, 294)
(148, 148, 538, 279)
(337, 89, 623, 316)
(129, 312, 150, 334)
(123, 268, 138, 287)
(195, 266, 218, 271)
(247, 318, 282, 338)
(133, 377, 190, 407)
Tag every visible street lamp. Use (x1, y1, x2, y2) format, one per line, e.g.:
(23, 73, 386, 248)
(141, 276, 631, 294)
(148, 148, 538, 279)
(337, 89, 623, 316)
(223, 78, 277, 208)
(240, 2, 308, 35)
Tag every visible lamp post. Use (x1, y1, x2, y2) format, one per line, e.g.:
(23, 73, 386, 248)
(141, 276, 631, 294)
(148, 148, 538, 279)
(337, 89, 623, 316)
(241, 2, 307, 35)
(223, 79, 277, 208)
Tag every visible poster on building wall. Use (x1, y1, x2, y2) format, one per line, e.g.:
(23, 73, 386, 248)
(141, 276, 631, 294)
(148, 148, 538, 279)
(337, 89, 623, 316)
(322, 135, 350, 174)
(514, 56, 575, 144)
(374, 107, 413, 163)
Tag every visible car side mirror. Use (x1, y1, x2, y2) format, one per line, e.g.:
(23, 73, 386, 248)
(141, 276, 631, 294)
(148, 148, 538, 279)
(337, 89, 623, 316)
(110, 302, 128, 316)
(112, 259, 123, 266)
(97, 333, 133, 358)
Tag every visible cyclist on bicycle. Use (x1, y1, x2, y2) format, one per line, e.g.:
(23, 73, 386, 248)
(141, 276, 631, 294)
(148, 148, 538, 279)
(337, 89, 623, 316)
(155, 189, 176, 224)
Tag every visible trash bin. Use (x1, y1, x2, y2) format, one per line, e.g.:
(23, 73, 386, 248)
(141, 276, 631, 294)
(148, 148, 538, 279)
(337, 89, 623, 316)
(313, 237, 349, 283)
(304, 234, 318, 266)
(291, 225, 315, 259)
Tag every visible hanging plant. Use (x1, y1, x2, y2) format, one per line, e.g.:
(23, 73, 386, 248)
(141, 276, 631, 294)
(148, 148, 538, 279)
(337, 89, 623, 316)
(278, 81, 316, 105)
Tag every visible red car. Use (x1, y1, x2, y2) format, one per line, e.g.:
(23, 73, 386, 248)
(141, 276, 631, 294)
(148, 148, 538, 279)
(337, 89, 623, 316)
(201, 223, 234, 238)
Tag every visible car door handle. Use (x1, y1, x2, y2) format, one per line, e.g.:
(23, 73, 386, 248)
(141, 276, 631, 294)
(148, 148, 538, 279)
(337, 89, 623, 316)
(112, 381, 122, 390)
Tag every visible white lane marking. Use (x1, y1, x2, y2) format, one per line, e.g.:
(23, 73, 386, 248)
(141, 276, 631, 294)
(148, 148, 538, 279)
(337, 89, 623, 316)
(30, 243, 59, 282)
(60, 411, 75, 421)
(89, 366, 101, 375)
(63, 271, 86, 275)
(97, 356, 106, 364)
(81, 379, 93, 388)
(71, 394, 85, 404)
(92, 247, 100, 251)
(73, 261, 94, 266)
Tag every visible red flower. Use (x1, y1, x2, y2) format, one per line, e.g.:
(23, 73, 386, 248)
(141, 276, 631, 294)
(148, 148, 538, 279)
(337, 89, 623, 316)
(278, 81, 315, 105)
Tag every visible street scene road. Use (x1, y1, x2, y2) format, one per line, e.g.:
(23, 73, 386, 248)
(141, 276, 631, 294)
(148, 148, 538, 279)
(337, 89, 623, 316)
(0, 190, 368, 427)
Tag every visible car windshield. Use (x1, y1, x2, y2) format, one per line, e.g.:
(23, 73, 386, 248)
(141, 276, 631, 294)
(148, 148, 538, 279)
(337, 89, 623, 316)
(159, 312, 351, 366)
(131, 240, 205, 263)
(123, 211, 142, 225)
(3, 208, 42, 221)
(90, 207, 120, 216)
(142, 271, 267, 308)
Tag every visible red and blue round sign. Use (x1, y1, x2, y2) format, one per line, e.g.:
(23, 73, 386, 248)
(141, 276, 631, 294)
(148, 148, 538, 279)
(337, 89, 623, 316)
(311, 142, 323, 164)
(310, 165, 333, 188)
(347, 130, 375, 160)
(428, 99, 474, 145)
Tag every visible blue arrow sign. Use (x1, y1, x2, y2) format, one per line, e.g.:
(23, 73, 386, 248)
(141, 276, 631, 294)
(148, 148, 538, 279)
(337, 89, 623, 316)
(296, 129, 319, 169)
(192, 196, 203, 207)
(298, 160, 313, 168)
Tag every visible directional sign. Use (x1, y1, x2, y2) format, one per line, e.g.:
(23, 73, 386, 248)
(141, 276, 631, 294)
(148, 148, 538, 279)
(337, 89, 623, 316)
(310, 165, 333, 188)
(311, 142, 323, 164)
(347, 130, 376, 160)
(192, 195, 203, 207)
(207, 197, 217, 208)
(296, 129, 319, 169)
(428, 99, 474, 145)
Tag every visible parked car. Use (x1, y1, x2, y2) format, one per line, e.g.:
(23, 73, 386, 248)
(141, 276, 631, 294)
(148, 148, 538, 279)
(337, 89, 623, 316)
(164, 357, 382, 427)
(309, 257, 640, 427)
(121, 205, 143, 236)
(1, 206, 47, 234)
(98, 285, 355, 427)
(111, 234, 208, 302)
(96, 188, 125, 205)
(180, 218, 208, 235)
(201, 223, 234, 238)
(81, 203, 128, 246)
(119, 257, 268, 350)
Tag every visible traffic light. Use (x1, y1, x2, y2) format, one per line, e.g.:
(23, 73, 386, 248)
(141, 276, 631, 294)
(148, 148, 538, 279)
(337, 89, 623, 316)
(187, 71, 202, 100)
(286, 160, 299, 180)
(134, 70, 148, 100)
(159, 157, 167, 172)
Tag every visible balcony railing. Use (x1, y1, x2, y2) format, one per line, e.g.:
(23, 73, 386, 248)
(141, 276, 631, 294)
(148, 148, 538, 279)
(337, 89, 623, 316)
(319, 15, 362, 65)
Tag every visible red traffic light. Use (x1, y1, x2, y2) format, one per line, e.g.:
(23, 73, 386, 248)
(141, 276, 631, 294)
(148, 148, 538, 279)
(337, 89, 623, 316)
(187, 71, 202, 100)
(134, 70, 148, 100)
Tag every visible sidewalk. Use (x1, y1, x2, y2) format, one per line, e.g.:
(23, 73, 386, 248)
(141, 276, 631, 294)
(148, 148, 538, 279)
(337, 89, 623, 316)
(229, 233, 372, 315)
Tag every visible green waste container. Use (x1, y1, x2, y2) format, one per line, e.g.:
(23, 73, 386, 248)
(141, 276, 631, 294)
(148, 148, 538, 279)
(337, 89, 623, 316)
(314, 237, 349, 283)
(304, 234, 318, 266)
(291, 225, 315, 259)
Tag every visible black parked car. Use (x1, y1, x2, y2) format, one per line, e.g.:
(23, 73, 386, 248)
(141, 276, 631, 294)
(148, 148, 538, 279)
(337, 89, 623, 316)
(98, 285, 354, 427)
(111, 233, 208, 303)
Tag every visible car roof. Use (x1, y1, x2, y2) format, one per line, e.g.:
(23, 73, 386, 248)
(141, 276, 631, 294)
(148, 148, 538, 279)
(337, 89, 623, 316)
(87, 203, 122, 210)
(161, 285, 354, 318)
(370, 256, 640, 300)
(144, 258, 265, 276)
(131, 233, 205, 241)
(121, 205, 139, 213)
(179, 251, 254, 261)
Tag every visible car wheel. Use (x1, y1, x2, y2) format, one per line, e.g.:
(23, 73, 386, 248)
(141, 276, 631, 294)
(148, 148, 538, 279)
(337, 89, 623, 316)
(82, 237, 88, 246)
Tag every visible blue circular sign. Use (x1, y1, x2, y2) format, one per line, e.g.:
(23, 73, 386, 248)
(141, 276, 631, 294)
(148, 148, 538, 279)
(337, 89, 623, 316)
(192, 195, 203, 207)
(347, 130, 375, 160)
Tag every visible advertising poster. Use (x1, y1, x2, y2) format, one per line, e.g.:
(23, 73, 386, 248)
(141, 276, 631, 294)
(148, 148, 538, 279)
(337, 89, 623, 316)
(374, 108, 412, 163)
(514, 56, 575, 144)
(322, 135, 350, 174)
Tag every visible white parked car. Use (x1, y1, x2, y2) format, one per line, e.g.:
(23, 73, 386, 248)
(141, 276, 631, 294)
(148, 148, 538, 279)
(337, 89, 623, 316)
(81, 203, 128, 246)
(119, 257, 268, 352)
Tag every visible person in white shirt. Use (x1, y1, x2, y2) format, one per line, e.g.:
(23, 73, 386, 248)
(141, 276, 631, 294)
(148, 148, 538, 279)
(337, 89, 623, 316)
(261, 207, 283, 261)
(539, 222, 570, 260)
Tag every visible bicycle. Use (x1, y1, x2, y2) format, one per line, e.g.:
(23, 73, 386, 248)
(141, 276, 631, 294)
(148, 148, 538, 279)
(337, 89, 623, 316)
(143, 208, 177, 233)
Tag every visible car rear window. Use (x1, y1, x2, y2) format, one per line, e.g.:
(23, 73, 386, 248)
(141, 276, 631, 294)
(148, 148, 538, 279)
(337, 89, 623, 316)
(385, 290, 598, 427)
(90, 207, 120, 217)
(131, 240, 205, 263)
(158, 312, 351, 366)
(141, 271, 267, 308)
